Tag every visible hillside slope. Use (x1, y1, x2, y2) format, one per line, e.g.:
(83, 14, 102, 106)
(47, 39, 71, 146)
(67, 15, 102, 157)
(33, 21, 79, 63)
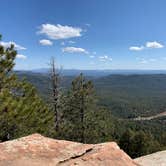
(17, 72, 166, 118)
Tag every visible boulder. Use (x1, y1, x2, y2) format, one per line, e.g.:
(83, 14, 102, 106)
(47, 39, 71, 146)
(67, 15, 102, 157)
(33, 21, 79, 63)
(135, 150, 166, 166)
(0, 134, 139, 166)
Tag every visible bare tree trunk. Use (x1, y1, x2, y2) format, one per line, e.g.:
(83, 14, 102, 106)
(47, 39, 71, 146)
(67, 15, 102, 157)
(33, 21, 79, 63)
(50, 58, 60, 133)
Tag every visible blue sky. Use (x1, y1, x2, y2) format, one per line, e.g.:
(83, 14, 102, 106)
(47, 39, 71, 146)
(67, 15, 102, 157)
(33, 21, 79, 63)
(1, 0, 166, 70)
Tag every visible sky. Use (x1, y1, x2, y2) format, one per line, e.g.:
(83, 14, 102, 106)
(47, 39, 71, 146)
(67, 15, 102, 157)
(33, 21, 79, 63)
(1, 0, 166, 70)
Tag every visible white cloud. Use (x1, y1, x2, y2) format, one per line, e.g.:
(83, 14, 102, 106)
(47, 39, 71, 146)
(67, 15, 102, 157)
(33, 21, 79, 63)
(90, 55, 95, 58)
(93, 51, 97, 55)
(16, 54, 27, 59)
(99, 55, 112, 62)
(62, 47, 88, 54)
(129, 46, 144, 51)
(38, 24, 82, 40)
(0, 41, 26, 50)
(129, 41, 164, 51)
(39, 39, 53, 46)
(146, 41, 164, 48)
(68, 40, 75, 44)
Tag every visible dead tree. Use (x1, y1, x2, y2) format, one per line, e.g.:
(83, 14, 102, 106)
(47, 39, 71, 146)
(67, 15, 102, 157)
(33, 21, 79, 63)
(50, 58, 60, 133)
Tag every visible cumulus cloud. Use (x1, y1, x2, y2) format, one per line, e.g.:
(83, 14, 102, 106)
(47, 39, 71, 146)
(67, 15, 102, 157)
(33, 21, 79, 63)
(129, 46, 144, 51)
(130, 41, 164, 51)
(146, 41, 164, 48)
(39, 39, 53, 46)
(62, 47, 88, 54)
(38, 24, 82, 40)
(99, 55, 112, 62)
(0, 41, 26, 50)
(16, 54, 27, 59)
(90, 55, 95, 58)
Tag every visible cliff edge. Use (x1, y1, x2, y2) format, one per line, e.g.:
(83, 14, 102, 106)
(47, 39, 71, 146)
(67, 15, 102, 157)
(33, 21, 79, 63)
(0, 134, 138, 166)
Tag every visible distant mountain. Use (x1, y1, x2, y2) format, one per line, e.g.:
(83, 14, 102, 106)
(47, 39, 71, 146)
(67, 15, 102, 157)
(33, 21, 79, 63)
(16, 69, 166, 77)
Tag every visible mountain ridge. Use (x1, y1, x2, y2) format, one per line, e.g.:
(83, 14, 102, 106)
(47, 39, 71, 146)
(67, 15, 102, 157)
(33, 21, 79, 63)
(15, 69, 166, 77)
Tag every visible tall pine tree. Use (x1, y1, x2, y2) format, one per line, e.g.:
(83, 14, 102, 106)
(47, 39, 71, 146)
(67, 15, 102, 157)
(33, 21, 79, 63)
(0, 35, 54, 141)
(61, 73, 114, 143)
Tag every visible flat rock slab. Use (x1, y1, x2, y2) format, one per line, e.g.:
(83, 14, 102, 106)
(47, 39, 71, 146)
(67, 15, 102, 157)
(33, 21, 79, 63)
(0, 134, 138, 166)
(135, 150, 166, 166)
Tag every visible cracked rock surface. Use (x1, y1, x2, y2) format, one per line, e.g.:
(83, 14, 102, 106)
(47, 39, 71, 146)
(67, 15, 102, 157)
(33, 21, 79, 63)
(0, 134, 138, 166)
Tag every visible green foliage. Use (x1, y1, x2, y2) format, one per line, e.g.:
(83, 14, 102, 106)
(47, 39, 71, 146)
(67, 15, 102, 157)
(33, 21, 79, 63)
(17, 72, 166, 118)
(94, 74, 166, 118)
(58, 74, 114, 143)
(119, 129, 160, 158)
(0, 41, 17, 92)
(67, 74, 96, 143)
(0, 35, 54, 141)
(119, 129, 135, 156)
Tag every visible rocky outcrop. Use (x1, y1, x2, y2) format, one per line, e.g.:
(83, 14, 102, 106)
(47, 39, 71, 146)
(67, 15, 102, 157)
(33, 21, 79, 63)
(134, 150, 166, 166)
(0, 134, 139, 166)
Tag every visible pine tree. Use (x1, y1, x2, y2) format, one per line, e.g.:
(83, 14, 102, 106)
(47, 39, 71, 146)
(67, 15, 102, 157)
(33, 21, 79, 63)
(119, 129, 134, 156)
(0, 38, 17, 92)
(0, 35, 54, 141)
(60, 73, 114, 143)
(70, 73, 95, 143)
(119, 129, 160, 158)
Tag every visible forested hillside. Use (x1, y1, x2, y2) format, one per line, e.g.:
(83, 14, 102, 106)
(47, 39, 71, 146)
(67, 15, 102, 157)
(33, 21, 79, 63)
(17, 72, 166, 118)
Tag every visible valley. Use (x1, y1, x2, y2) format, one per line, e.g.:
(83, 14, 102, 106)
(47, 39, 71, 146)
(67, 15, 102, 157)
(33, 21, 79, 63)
(17, 71, 166, 118)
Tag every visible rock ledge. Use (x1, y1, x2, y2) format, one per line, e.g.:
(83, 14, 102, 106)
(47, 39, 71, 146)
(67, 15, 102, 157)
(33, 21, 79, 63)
(135, 150, 166, 166)
(0, 134, 138, 166)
